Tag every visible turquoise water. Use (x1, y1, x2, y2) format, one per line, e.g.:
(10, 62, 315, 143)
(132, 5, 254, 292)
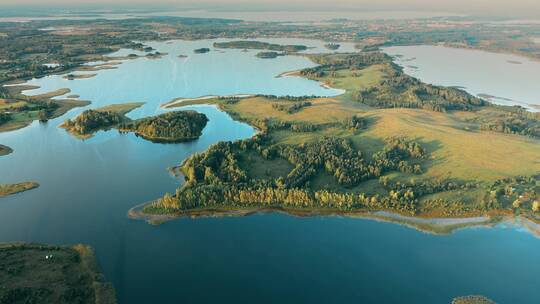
(1, 40, 539, 303)
(384, 45, 540, 112)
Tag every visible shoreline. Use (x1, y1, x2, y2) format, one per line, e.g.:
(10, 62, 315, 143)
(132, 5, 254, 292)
(162, 94, 255, 108)
(128, 200, 505, 235)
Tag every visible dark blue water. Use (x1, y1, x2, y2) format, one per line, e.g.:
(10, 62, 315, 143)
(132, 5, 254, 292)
(1, 39, 539, 304)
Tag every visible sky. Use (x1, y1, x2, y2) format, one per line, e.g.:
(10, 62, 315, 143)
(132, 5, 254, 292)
(0, 0, 539, 18)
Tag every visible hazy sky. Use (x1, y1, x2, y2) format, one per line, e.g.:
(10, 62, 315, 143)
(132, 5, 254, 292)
(1, 0, 540, 18)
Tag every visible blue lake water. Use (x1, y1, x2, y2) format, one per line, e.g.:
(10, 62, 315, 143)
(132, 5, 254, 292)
(1, 39, 539, 304)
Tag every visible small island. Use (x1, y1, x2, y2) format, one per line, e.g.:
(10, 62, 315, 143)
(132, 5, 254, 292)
(324, 43, 341, 50)
(0, 243, 116, 304)
(213, 41, 308, 53)
(60, 102, 144, 139)
(452, 295, 496, 304)
(0, 181, 39, 197)
(0, 144, 13, 156)
(63, 73, 97, 80)
(194, 48, 210, 54)
(119, 110, 208, 143)
(256, 51, 284, 59)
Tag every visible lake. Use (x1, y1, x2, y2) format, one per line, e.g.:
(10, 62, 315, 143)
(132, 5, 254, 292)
(1, 39, 539, 304)
(384, 45, 540, 111)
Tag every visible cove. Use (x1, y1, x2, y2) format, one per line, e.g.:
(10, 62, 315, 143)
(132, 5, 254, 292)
(1, 39, 539, 304)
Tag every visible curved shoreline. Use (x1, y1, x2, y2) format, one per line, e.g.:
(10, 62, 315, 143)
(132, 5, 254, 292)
(162, 94, 255, 108)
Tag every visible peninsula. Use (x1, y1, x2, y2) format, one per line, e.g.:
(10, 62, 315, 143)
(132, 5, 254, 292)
(135, 51, 540, 226)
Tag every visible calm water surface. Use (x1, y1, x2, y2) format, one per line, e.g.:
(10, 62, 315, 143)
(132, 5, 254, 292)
(1, 40, 539, 304)
(384, 45, 540, 111)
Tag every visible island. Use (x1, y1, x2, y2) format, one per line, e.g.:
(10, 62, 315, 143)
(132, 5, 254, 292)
(118, 110, 208, 143)
(213, 41, 308, 53)
(0, 243, 116, 304)
(452, 296, 496, 304)
(0, 181, 39, 197)
(0, 144, 12, 156)
(61, 103, 208, 143)
(60, 102, 144, 139)
(324, 43, 341, 50)
(133, 51, 540, 229)
(256, 51, 284, 59)
(193, 48, 210, 54)
(63, 73, 97, 80)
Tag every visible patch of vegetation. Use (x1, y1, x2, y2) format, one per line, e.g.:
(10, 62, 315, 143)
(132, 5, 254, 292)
(256, 51, 283, 59)
(0, 86, 89, 133)
(214, 41, 307, 52)
(0, 144, 12, 157)
(193, 48, 210, 54)
(324, 43, 340, 50)
(119, 110, 208, 143)
(0, 182, 39, 197)
(452, 295, 496, 304)
(0, 243, 116, 304)
(60, 102, 143, 139)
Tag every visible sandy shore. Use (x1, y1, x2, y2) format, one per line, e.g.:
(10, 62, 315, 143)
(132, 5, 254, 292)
(162, 94, 255, 108)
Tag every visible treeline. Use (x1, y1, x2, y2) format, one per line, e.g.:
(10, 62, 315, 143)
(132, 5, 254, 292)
(0, 113, 10, 125)
(256, 51, 283, 59)
(272, 101, 312, 114)
(255, 94, 320, 101)
(119, 110, 208, 142)
(301, 52, 390, 78)
(478, 110, 540, 138)
(62, 110, 124, 135)
(213, 41, 308, 52)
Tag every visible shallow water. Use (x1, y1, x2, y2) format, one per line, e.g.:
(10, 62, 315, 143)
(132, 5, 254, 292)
(384, 45, 540, 111)
(1, 39, 539, 303)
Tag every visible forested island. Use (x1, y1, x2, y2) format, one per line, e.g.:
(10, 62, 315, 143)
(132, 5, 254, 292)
(61, 103, 208, 143)
(60, 103, 144, 139)
(0, 243, 116, 304)
(214, 41, 308, 52)
(193, 48, 210, 54)
(118, 110, 208, 143)
(256, 51, 283, 59)
(135, 51, 540, 226)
